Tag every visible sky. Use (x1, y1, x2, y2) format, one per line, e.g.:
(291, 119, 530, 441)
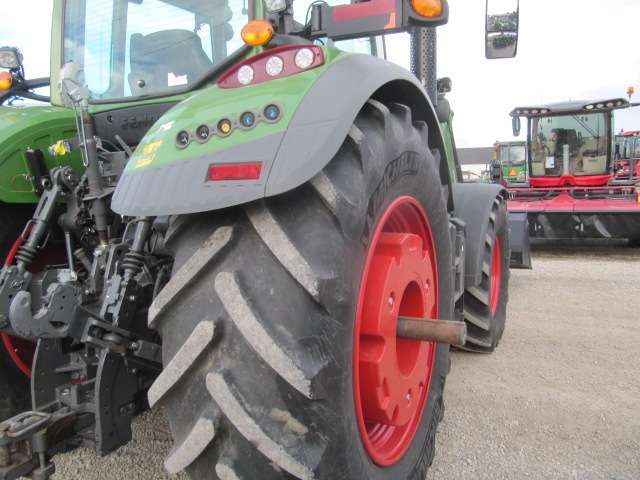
(2, 0, 640, 148)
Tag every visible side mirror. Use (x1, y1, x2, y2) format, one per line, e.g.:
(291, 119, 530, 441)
(512, 116, 521, 137)
(485, 0, 519, 59)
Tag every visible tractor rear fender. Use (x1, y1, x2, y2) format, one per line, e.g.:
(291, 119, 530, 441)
(111, 54, 452, 216)
(452, 182, 508, 286)
(266, 53, 451, 199)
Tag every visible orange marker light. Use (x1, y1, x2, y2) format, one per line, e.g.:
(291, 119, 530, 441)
(241, 20, 275, 47)
(0, 71, 12, 90)
(411, 0, 442, 18)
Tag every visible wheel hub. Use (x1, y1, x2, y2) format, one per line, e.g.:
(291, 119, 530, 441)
(354, 197, 438, 466)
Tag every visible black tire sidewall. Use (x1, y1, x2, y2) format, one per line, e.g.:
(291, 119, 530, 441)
(489, 199, 509, 345)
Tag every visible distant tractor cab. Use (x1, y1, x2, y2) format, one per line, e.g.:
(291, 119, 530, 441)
(493, 140, 527, 185)
(614, 130, 640, 181)
(506, 98, 640, 247)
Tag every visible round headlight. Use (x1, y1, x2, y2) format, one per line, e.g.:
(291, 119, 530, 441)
(238, 65, 255, 85)
(294, 48, 314, 69)
(265, 56, 284, 77)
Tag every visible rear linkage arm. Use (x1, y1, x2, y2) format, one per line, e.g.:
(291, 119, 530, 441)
(0, 183, 163, 480)
(0, 410, 76, 480)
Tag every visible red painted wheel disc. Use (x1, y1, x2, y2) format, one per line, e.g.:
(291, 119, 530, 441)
(489, 235, 502, 316)
(354, 196, 438, 466)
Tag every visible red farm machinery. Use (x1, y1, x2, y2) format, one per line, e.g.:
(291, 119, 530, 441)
(506, 98, 640, 266)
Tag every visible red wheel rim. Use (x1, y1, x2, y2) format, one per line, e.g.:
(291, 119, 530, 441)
(354, 196, 438, 466)
(489, 235, 502, 316)
(1, 229, 35, 377)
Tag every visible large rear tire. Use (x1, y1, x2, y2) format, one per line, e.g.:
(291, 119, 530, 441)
(460, 196, 509, 352)
(149, 100, 454, 479)
(0, 203, 36, 420)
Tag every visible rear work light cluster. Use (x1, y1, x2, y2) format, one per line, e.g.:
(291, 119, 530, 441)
(584, 100, 626, 110)
(513, 107, 550, 115)
(175, 103, 282, 149)
(217, 45, 324, 89)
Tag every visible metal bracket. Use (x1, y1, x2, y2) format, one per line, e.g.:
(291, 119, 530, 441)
(0, 409, 77, 480)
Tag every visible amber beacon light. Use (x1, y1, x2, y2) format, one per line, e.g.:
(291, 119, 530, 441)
(411, 0, 443, 17)
(241, 20, 275, 47)
(0, 71, 12, 90)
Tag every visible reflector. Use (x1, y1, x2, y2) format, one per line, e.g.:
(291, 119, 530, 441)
(209, 163, 262, 181)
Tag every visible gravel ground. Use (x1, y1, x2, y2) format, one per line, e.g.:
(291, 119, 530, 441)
(430, 239, 640, 480)
(46, 239, 639, 480)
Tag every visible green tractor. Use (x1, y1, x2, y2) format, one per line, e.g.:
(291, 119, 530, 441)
(0, 0, 520, 478)
(482, 141, 527, 186)
(493, 140, 527, 185)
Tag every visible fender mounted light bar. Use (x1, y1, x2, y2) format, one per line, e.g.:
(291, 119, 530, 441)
(310, 0, 449, 41)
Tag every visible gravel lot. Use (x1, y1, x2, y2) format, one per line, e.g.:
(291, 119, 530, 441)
(48, 239, 639, 480)
(430, 239, 640, 480)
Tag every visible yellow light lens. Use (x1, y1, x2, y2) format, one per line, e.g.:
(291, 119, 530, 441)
(241, 20, 275, 47)
(0, 71, 12, 90)
(411, 0, 443, 17)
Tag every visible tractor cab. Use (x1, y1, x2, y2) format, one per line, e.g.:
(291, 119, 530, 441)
(510, 99, 630, 187)
(58, 0, 250, 102)
(613, 130, 640, 181)
(493, 140, 527, 184)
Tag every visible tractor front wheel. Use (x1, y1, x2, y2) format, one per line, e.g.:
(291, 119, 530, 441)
(461, 196, 509, 352)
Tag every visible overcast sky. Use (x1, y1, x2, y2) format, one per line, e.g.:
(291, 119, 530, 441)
(2, 0, 639, 148)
